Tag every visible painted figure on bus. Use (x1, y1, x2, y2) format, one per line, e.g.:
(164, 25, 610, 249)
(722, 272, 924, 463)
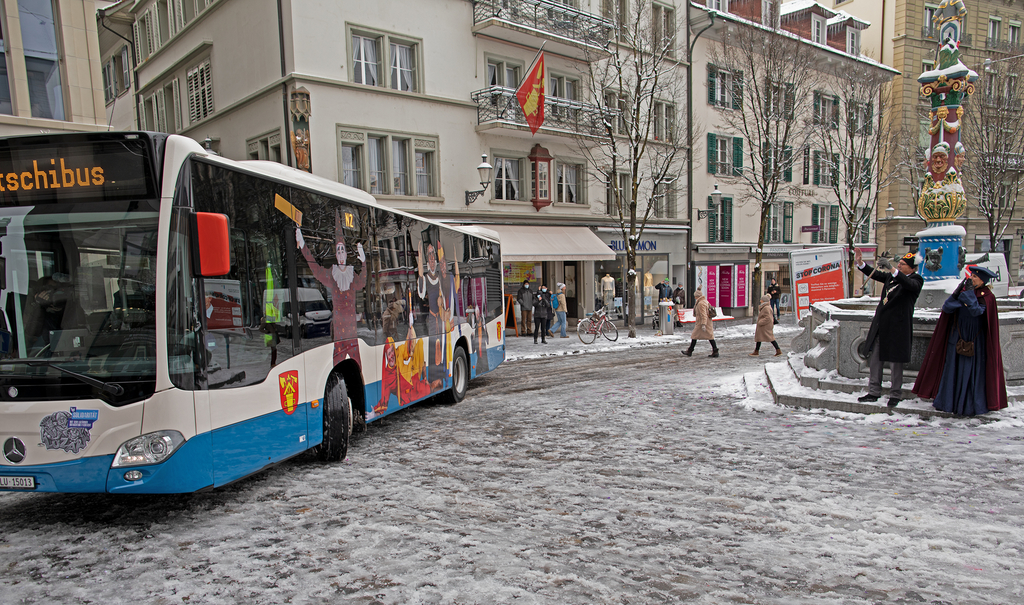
(417, 240, 459, 390)
(376, 336, 399, 417)
(397, 325, 431, 403)
(296, 212, 366, 367)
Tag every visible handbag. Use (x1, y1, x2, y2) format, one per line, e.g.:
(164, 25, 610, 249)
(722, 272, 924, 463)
(956, 339, 974, 357)
(707, 305, 718, 319)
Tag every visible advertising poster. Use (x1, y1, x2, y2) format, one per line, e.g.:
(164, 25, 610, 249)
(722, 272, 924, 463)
(706, 266, 718, 307)
(736, 264, 748, 308)
(503, 262, 536, 288)
(204, 279, 244, 332)
(719, 265, 733, 307)
(789, 247, 847, 321)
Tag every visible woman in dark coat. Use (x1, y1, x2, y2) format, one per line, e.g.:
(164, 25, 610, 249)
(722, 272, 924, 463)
(532, 286, 553, 344)
(913, 266, 1007, 415)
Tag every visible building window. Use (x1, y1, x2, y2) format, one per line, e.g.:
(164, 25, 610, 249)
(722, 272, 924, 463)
(811, 204, 839, 244)
(390, 42, 416, 92)
(813, 151, 838, 187)
(186, 59, 213, 123)
(139, 78, 181, 133)
(990, 17, 1002, 45)
(707, 196, 732, 243)
(652, 3, 675, 55)
(767, 80, 794, 119)
(415, 150, 434, 196)
(652, 182, 676, 218)
(350, 28, 423, 92)
(604, 90, 630, 134)
(606, 172, 631, 215)
(556, 163, 582, 204)
(811, 14, 826, 44)
(654, 101, 674, 142)
(487, 59, 520, 88)
(391, 139, 409, 195)
(342, 144, 361, 188)
(707, 0, 728, 12)
(548, 74, 578, 100)
(847, 29, 860, 55)
(20, 0, 65, 120)
(848, 101, 873, 135)
(708, 66, 742, 110)
(813, 91, 840, 127)
(924, 5, 937, 37)
(707, 133, 743, 176)
(1011, 22, 1021, 46)
(767, 203, 782, 243)
(103, 61, 117, 104)
(246, 131, 282, 163)
(353, 35, 380, 86)
(494, 157, 522, 200)
(857, 207, 870, 244)
(121, 46, 131, 91)
(367, 136, 386, 194)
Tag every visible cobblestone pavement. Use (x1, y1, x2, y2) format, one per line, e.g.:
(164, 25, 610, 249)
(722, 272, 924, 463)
(1, 338, 1022, 604)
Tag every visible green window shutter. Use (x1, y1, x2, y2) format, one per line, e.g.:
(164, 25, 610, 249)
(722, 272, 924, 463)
(859, 210, 869, 244)
(722, 198, 733, 242)
(707, 133, 717, 174)
(707, 195, 718, 242)
(811, 204, 820, 243)
(733, 70, 743, 110)
(783, 201, 794, 243)
(708, 66, 717, 105)
(783, 146, 793, 182)
(813, 151, 821, 185)
(865, 102, 873, 134)
(831, 96, 840, 129)
(784, 83, 795, 120)
(829, 205, 839, 244)
(803, 147, 810, 185)
(863, 158, 872, 188)
(732, 137, 743, 176)
(813, 91, 821, 124)
(831, 153, 839, 187)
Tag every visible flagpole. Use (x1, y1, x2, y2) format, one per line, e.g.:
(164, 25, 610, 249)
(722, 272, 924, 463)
(522, 41, 547, 82)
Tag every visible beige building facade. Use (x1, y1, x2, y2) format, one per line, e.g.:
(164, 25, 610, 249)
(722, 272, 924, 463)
(0, 0, 109, 136)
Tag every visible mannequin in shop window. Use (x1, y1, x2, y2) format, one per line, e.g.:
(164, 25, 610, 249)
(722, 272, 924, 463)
(601, 274, 615, 311)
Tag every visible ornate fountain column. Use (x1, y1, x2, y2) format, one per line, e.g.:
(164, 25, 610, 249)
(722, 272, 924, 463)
(916, 0, 977, 281)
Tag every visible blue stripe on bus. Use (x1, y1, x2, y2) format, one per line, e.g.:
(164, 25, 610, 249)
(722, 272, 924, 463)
(0, 455, 114, 493)
(211, 402, 309, 487)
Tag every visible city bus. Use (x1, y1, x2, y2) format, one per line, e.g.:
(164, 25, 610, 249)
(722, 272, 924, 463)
(0, 132, 505, 493)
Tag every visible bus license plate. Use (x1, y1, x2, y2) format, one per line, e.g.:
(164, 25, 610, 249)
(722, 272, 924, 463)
(0, 475, 35, 490)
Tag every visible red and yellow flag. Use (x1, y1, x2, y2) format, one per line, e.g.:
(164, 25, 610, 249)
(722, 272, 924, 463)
(516, 52, 545, 135)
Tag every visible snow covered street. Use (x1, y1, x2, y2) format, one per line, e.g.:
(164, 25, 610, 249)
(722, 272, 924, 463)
(1, 326, 1023, 604)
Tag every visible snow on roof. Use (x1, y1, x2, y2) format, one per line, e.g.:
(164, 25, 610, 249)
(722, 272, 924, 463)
(780, 0, 837, 19)
(828, 9, 870, 29)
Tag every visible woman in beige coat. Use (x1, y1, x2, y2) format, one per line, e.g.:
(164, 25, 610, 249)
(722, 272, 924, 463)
(683, 289, 718, 357)
(752, 294, 782, 356)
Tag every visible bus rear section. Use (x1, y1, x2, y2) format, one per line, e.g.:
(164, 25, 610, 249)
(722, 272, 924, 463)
(0, 132, 505, 494)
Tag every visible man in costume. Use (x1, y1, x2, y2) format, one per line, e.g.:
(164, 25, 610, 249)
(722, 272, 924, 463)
(913, 266, 1007, 415)
(296, 213, 366, 367)
(855, 249, 924, 407)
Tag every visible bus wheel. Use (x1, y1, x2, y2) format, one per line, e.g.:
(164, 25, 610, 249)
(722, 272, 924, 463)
(316, 374, 351, 462)
(444, 346, 469, 404)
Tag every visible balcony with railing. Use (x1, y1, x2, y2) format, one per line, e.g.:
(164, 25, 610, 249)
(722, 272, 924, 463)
(472, 0, 612, 60)
(471, 86, 613, 138)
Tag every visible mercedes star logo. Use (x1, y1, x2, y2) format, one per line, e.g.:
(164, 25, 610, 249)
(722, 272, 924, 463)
(3, 437, 26, 464)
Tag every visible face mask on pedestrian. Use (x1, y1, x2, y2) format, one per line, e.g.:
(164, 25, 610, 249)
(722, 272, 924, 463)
(541, 288, 547, 293)
(525, 284, 530, 289)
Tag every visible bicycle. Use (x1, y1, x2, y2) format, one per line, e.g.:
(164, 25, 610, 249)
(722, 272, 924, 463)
(577, 307, 619, 343)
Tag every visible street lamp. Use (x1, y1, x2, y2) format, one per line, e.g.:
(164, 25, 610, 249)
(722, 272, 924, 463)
(698, 183, 722, 220)
(885, 201, 894, 221)
(465, 154, 494, 206)
(984, 54, 1024, 70)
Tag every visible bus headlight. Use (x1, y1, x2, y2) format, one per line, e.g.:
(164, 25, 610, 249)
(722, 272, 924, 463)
(112, 431, 185, 467)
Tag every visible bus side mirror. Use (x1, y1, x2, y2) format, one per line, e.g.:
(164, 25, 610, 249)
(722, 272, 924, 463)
(194, 212, 230, 276)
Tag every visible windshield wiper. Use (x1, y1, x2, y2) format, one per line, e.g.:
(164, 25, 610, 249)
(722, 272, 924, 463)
(0, 360, 124, 395)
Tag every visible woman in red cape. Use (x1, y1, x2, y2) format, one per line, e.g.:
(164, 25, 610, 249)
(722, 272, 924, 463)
(912, 267, 1007, 415)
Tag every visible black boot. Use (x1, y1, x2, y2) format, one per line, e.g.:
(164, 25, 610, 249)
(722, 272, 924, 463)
(682, 340, 696, 357)
(709, 340, 719, 358)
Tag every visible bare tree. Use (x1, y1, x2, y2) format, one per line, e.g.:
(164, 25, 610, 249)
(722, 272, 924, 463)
(814, 62, 901, 293)
(707, 23, 820, 298)
(960, 55, 1024, 259)
(575, 0, 688, 338)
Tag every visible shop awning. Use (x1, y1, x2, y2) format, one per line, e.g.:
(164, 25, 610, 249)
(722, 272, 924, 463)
(480, 225, 616, 261)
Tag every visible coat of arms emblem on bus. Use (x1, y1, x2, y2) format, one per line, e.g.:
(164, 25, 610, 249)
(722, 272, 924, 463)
(39, 407, 98, 453)
(279, 370, 299, 415)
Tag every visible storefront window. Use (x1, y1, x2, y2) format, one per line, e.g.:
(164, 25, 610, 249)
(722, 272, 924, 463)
(595, 254, 668, 323)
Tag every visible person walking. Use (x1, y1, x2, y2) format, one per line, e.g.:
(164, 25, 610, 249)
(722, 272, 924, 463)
(751, 294, 782, 356)
(516, 279, 533, 336)
(548, 283, 569, 338)
(682, 288, 718, 358)
(766, 278, 782, 323)
(532, 285, 553, 344)
(855, 249, 924, 407)
(671, 282, 686, 327)
(913, 266, 1007, 415)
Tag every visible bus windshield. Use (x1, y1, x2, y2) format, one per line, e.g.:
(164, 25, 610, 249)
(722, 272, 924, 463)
(0, 135, 160, 406)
